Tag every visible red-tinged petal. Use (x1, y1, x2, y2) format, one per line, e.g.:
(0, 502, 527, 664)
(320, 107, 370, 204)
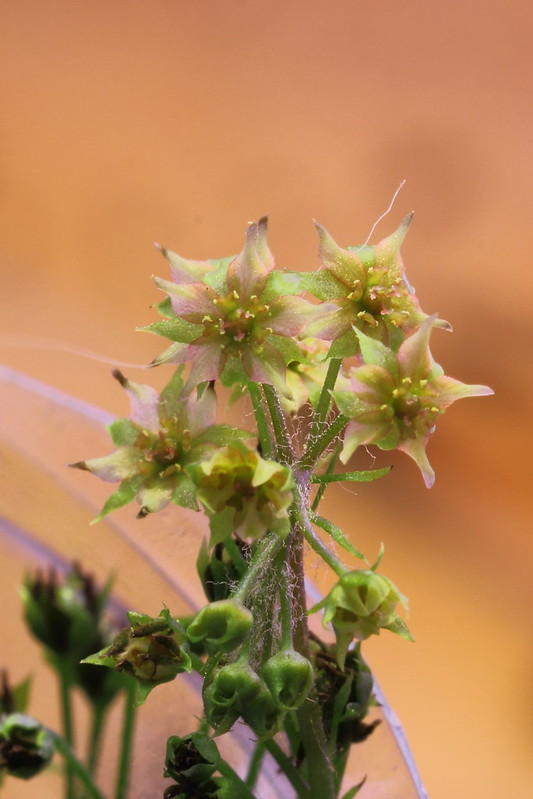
(241, 342, 287, 392)
(226, 217, 274, 299)
(155, 243, 214, 284)
(183, 342, 225, 393)
(349, 365, 397, 404)
(186, 383, 217, 437)
(154, 277, 219, 322)
(267, 296, 318, 337)
(340, 419, 393, 464)
(314, 221, 366, 288)
(397, 437, 435, 488)
(431, 376, 494, 409)
(150, 342, 191, 367)
(302, 304, 354, 340)
(397, 316, 438, 381)
(373, 213, 413, 282)
(81, 448, 143, 482)
(112, 371, 160, 432)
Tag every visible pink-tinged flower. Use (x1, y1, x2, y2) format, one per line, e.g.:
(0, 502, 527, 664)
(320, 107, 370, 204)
(332, 317, 493, 487)
(71, 368, 248, 519)
(304, 215, 451, 353)
(144, 218, 316, 394)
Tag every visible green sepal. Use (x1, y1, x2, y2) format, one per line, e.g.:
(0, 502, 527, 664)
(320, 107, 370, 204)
(139, 317, 202, 344)
(219, 356, 248, 388)
(207, 507, 235, 548)
(261, 269, 306, 302)
(194, 424, 253, 447)
(327, 329, 359, 360)
(269, 334, 309, 366)
(340, 778, 367, 799)
(332, 391, 371, 419)
(203, 256, 233, 293)
(302, 269, 346, 301)
(353, 327, 397, 373)
(158, 365, 185, 408)
(0, 676, 32, 716)
(91, 480, 137, 523)
(171, 474, 199, 511)
(108, 418, 139, 447)
(311, 467, 391, 484)
(154, 296, 173, 318)
(368, 543, 385, 572)
(382, 614, 414, 642)
(310, 511, 365, 561)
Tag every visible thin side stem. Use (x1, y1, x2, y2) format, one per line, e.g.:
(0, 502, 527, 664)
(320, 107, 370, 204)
(56, 661, 75, 799)
(298, 414, 348, 472)
(52, 733, 105, 799)
(231, 532, 285, 604)
(245, 741, 265, 789)
(291, 499, 347, 578)
(248, 382, 273, 458)
(264, 738, 311, 799)
(308, 358, 342, 444)
(114, 678, 136, 799)
(262, 384, 294, 464)
(87, 702, 106, 777)
(311, 441, 341, 512)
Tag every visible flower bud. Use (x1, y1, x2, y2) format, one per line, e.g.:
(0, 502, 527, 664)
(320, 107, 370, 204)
(261, 649, 313, 711)
(186, 599, 253, 655)
(83, 608, 191, 705)
(0, 713, 54, 780)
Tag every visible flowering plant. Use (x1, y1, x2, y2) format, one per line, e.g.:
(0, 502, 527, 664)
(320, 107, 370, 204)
(3, 215, 492, 798)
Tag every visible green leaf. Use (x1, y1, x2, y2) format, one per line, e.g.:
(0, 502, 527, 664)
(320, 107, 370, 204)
(311, 467, 391, 484)
(108, 418, 139, 446)
(327, 329, 359, 360)
(310, 512, 365, 560)
(92, 481, 137, 522)
(261, 270, 305, 302)
(139, 317, 202, 343)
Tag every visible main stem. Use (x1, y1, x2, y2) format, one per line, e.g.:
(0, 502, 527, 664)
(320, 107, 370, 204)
(259, 385, 336, 799)
(289, 523, 336, 799)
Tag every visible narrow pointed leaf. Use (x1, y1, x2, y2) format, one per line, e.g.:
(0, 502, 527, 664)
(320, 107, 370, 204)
(311, 467, 391, 484)
(310, 512, 365, 560)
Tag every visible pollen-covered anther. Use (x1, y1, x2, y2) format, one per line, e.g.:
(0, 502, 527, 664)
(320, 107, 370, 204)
(392, 388, 400, 398)
(419, 379, 428, 387)
(232, 290, 240, 300)
(401, 377, 412, 385)
(202, 315, 213, 323)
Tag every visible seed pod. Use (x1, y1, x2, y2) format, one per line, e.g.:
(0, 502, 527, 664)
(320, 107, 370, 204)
(186, 599, 253, 655)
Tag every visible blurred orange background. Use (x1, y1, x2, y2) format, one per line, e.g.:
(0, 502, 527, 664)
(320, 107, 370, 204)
(1, 1, 532, 797)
